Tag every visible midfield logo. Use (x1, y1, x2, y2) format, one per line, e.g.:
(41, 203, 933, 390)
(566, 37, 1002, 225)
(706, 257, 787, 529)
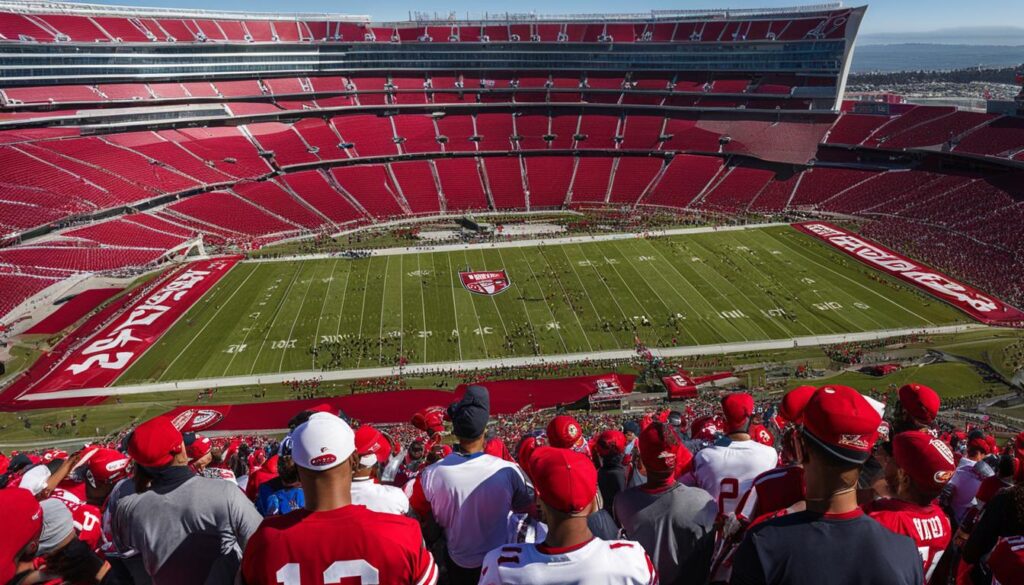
(459, 270, 511, 296)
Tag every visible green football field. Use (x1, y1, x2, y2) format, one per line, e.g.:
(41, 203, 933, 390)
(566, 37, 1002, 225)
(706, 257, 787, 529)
(117, 225, 968, 384)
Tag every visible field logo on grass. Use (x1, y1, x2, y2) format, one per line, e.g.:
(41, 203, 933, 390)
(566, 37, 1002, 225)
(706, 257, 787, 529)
(459, 270, 511, 296)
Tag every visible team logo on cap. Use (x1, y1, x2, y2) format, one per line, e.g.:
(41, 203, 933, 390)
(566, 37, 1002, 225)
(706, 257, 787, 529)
(838, 434, 869, 450)
(567, 424, 579, 439)
(934, 470, 954, 484)
(310, 454, 337, 467)
(930, 438, 955, 465)
(459, 270, 511, 296)
(170, 408, 225, 432)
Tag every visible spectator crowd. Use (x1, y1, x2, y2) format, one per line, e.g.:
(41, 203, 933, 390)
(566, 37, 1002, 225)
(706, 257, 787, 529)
(0, 381, 1022, 585)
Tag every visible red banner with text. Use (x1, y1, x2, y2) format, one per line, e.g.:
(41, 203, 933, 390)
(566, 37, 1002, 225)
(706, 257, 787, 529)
(793, 222, 1024, 325)
(25, 257, 240, 396)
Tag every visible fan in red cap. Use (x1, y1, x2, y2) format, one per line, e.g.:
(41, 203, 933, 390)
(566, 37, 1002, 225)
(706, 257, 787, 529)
(779, 385, 816, 426)
(947, 430, 999, 523)
(479, 447, 658, 585)
(895, 384, 941, 433)
(0, 488, 43, 584)
(351, 425, 410, 515)
(689, 415, 723, 444)
(546, 415, 588, 454)
(411, 406, 446, 435)
(84, 447, 131, 507)
(685, 393, 777, 516)
(865, 431, 954, 581)
(612, 422, 712, 585)
(593, 429, 627, 514)
(731, 385, 925, 585)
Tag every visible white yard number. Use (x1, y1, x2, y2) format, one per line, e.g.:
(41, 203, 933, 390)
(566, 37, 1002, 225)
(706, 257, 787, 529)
(276, 560, 380, 584)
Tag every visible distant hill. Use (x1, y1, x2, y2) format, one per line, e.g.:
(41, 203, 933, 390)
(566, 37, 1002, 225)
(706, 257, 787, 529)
(859, 26, 1024, 46)
(851, 43, 1024, 73)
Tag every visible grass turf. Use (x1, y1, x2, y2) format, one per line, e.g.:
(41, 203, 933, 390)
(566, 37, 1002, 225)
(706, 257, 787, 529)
(118, 225, 966, 384)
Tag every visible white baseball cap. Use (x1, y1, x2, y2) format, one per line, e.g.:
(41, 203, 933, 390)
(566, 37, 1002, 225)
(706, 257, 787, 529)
(291, 412, 356, 471)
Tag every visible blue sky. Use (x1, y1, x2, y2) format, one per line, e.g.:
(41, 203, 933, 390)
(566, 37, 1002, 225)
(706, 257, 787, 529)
(76, 0, 1023, 34)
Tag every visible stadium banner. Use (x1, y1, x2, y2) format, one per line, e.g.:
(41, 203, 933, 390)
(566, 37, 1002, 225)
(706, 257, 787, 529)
(25, 257, 241, 396)
(455, 373, 635, 411)
(793, 222, 1024, 325)
(663, 375, 699, 399)
(459, 270, 511, 296)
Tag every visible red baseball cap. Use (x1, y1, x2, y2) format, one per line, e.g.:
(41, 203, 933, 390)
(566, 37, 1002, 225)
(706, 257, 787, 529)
(595, 430, 627, 457)
(780, 386, 817, 424)
(529, 447, 597, 515)
(186, 434, 212, 462)
(517, 436, 540, 475)
(639, 421, 693, 476)
(411, 406, 446, 434)
(355, 425, 384, 467)
(749, 424, 774, 447)
(893, 430, 956, 494)
(802, 386, 881, 464)
(129, 416, 184, 468)
(86, 448, 131, 487)
(690, 415, 723, 443)
(968, 435, 995, 455)
(722, 392, 755, 432)
(546, 415, 585, 450)
(898, 384, 941, 424)
(0, 488, 43, 583)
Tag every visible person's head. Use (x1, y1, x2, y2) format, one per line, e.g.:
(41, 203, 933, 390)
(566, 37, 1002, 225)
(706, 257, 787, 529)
(447, 386, 490, 450)
(407, 440, 425, 461)
(128, 416, 187, 471)
(290, 412, 358, 511)
(1, 488, 43, 582)
(895, 384, 940, 433)
(546, 415, 586, 452)
(721, 392, 755, 437)
(638, 421, 692, 486)
(529, 447, 597, 531)
(83, 448, 131, 506)
(276, 436, 300, 485)
(622, 421, 640, 443)
(184, 433, 213, 471)
(37, 498, 76, 558)
(800, 386, 881, 497)
(667, 411, 684, 428)
(779, 386, 817, 426)
(966, 431, 994, 461)
(888, 431, 956, 505)
(354, 425, 385, 479)
(594, 430, 626, 461)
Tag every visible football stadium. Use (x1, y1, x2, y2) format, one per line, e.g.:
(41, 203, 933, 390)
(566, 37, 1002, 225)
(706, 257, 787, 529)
(0, 0, 1021, 583)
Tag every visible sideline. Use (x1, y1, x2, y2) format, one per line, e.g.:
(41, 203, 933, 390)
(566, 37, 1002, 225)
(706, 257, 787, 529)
(18, 323, 984, 401)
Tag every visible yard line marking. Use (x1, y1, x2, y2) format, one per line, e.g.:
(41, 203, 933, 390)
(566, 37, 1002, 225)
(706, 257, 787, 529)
(538, 245, 607, 349)
(635, 238, 749, 342)
(440, 253, 464, 362)
(517, 246, 579, 352)
(312, 258, 340, 369)
(565, 244, 633, 332)
(603, 241, 701, 346)
(499, 245, 563, 353)
(684, 238, 777, 339)
(576, 242, 658, 339)
(459, 250, 490, 358)
(399, 254, 405, 361)
(773, 230, 937, 326)
(417, 253, 428, 362)
(377, 255, 391, 366)
(355, 256, 373, 368)
(159, 264, 261, 380)
(334, 260, 355, 338)
(245, 262, 304, 376)
(278, 261, 319, 373)
(476, 249, 511, 348)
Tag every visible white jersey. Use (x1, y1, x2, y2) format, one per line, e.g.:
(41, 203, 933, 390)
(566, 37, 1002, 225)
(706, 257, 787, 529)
(413, 452, 533, 568)
(948, 457, 984, 523)
(351, 477, 410, 515)
(479, 538, 658, 585)
(686, 438, 777, 516)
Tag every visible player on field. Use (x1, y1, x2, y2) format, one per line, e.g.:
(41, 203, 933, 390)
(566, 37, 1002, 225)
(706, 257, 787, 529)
(730, 386, 924, 585)
(479, 446, 659, 585)
(240, 412, 437, 585)
(684, 393, 777, 516)
(409, 386, 533, 585)
(864, 430, 955, 583)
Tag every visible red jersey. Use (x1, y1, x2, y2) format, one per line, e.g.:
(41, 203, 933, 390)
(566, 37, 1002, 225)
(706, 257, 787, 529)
(735, 465, 804, 522)
(988, 536, 1024, 585)
(865, 499, 951, 583)
(241, 504, 437, 585)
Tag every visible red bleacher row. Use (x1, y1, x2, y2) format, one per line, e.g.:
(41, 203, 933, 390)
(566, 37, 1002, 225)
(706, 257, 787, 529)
(0, 72, 825, 108)
(0, 10, 851, 44)
(3, 151, 1023, 320)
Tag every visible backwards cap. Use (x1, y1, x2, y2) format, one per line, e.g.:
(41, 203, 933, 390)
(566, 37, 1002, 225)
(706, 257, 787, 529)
(722, 392, 755, 433)
(291, 412, 356, 471)
(0, 488, 42, 583)
(354, 425, 384, 467)
(529, 447, 597, 515)
(802, 386, 881, 464)
(779, 386, 817, 424)
(892, 430, 956, 495)
(86, 448, 131, 487)
(128, 416, 184, 469)
(898, 384, 941, 425)
(547, 415, 586, 450)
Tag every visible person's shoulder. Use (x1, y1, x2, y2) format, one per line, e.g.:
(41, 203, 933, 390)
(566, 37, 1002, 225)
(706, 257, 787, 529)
(351, 505, 420, 534)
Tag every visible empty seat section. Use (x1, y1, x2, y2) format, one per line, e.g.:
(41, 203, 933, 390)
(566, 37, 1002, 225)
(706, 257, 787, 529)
(475, 114, 514, 152)
(0, 246, 164, 273)
(96, 84, 151, 100)
(244, 20, 274, 41)
(180, 82, 219, 97)
(0, 13, 57, 41)
(788, 167, 876, 207)
(483, 158, 526, 209)
(699, 165, 774, 212)
(515, 115, 550, 151)
(390, 161, 441, 214)
(123, 212, 197, 238)
(863, 106, 955, 147)
(164, 128, 271, 179)
(434, 158, 488, 211)
(825, 113, 892, 145)
(330, 166, 405, 219)
(661, 118, 723, 152)
(569, 158, 613, 203)
(38, 15, 111, 41)
(264, 77, 307, 95)
(436, 115, 477, 152)
(576, 115, 620, 149)
(153, 19, 194, 41)
(0, 197, 70, 233)
(148, 83, 190, 98)
(293, 118, 347, 162)
(233, 181, 329, 230)
(105, 132, 234, 185)
(748, 174, 799, 212)
(214, 80, 264, 98)
(526, 157, 573, 208)
(309, 76, 349, 93)
(169, 191, 296, 235)
(17, 143, 152, 206)
(2, 85, 100, 105)
(881, 112, 995, 149)
(213, 20, 246, 40)
(954, 116, 1024, 157)
(92, 17, 152, 41)
(64, 219, 188, 249)
(609, 157, 662, 203)
(0, 274, 61, 319)
(394, 115, 440, 154)
(331, 115, 398, 158)
(620, 115, 665, 150)
(389, 76, 428, 104)
(644, 155, 722, 208)
(247, 123, 320, 166)
(272, 21, 301, 42)
(281, 170, 364, 225)
(548, 115, 579, 149)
